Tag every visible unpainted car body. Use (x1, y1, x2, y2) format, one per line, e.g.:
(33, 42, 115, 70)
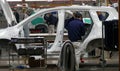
(0, 0, 118, 64)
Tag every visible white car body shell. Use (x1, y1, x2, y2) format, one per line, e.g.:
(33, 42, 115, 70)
(0, 0, 118, 60)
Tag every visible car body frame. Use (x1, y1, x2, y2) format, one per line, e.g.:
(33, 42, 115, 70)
(0, 0, 118, 64)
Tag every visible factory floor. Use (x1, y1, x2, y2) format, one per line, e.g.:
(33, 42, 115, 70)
(0, 48, 119, 71)
(0, 57, 118, 71)
(0, 66, 118, 71)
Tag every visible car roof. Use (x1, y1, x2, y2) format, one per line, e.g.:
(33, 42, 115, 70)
(52, 5, 115, 11)
(16, 5, 117, 28)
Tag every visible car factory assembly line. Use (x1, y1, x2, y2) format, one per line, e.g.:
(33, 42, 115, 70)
(0, 0, 119, 71)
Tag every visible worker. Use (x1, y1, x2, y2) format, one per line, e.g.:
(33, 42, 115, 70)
(65, 11, 85, 70)
(65, 11, 85, 42)
(97, 11, 105, 21)
(13, 9, 20, 23)
(44, 13, 58, 33)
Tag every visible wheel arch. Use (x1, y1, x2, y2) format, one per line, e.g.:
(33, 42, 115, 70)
(35, 24, 48, 33)
(85, 38, 102, 53)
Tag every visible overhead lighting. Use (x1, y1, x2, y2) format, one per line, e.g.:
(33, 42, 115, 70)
(47, 0, 53, 2)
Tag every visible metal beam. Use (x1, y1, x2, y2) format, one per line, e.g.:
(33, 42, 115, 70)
(115, 0, 120, 70)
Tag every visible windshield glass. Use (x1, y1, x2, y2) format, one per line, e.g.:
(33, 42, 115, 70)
(0, 5, 8, 29)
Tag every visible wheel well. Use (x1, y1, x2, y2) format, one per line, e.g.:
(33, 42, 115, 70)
(86, 39, 102, 53)
(35, 24, 48, 33)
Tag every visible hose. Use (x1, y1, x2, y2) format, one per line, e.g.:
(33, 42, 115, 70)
(59, 40, 76, 71)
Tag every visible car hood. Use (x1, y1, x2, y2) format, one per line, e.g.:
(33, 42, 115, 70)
(0, 28, 10, 39)
(0, 27, 19, 39)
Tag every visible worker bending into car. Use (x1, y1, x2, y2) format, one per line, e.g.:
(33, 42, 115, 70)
(65, 11, 85, 70)
(44, 13, 58, 33)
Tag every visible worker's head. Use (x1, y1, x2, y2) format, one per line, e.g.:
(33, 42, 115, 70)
(26, 8, 34, 16)
(45, 13, 51, 17)
(73, 11, 82, 20)
(97, 11, 102, 15)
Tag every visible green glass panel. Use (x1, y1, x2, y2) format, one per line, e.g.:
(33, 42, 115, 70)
(30, 12, 45, 25)
(31, 17, 44, 25)
(83, 18, 92, 24)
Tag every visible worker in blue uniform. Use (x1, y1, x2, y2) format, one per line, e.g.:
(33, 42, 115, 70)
(65, 11, 85, 70)
(97, 11, 105, 21)
(65, 11, 85, 42)
(44, 13, 58, 33)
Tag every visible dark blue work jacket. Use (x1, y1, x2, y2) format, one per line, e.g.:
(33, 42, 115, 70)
(65, 19, 85, 42)
(44, 14, 58, 26)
